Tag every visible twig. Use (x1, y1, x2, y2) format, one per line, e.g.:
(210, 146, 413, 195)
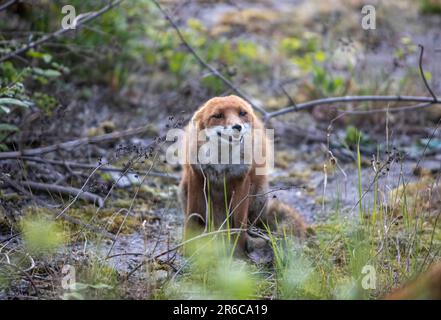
(2, 156, 179, 181)
(0, 262, 39, 296)
(0, 173, 53, 207)
(150, 0, 268, 117)
(107, 228, 247, 260)
(105, 152, 159, 258)
(16, 180, 104, 207)
(0, 124, 154, 160)
(280, 84, 298, 111)
(1, 175, 103, 208)
(418, 44, 438, 102)
(267, 95, 440, 118)
(337, 102, 433, 115)
(0, 0, 124, 63)
(0, 0, 16, 12)
(269, 45, 439, 119)
(1, 176, 117, 241)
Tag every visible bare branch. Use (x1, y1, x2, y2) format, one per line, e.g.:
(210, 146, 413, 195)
(268, 45, 439, 119)
(280, 84, 298, 111)
(1, 156, 179, 181)
(0, 0, 124, 63)
(1, 175, 116, 240)
(267, 95, 440, 119)
(0, 0, 17, 12)
(0, 123, 154, 160)
(337, 102, 433, 115)
(4, 180, 104, 207)
(150, 0, 268, 117)
(418, 44, 438, 102)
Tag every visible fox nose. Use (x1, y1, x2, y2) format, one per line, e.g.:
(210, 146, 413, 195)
(232, 124, 242, 132)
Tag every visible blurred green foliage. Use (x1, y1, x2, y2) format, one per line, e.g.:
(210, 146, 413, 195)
(420, 0, 441, 14)
(21, 215, 65, 257)
(61, 258, 120, 300)
(161, 236, 260, 299)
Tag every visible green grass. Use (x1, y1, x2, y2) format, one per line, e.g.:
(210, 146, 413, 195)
(158, 152, 440, 300)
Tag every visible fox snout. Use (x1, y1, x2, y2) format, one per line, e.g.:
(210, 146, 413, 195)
(232, 124, 242, 132)
(213, 123, 249, 140)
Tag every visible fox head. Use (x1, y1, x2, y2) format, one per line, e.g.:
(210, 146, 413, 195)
(191, 95, 262, 143)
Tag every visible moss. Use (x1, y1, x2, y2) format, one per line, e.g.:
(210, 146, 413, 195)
(23, 205, 142, 240)
(420, 0, 441, 14)
(389, 178, 441, 216)
(275, 151, 296, 169)
(0, 191, 22, 202)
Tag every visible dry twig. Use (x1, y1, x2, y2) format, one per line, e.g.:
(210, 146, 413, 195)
(0, 124, 154, 160)
(3, 156, 179, 181)
(17, 180, 104, 207)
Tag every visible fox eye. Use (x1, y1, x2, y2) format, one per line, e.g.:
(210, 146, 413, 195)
(239, 110, 247, 117)
(212, 113, 223, 119)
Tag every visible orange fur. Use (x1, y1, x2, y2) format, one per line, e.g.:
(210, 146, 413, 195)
(384, 262, 441, 300)
(178, 95, 307, 253)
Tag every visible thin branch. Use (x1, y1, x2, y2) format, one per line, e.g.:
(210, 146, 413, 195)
(0, 262, 39, 296)
(107, 228, 247, 261)
(338, 102, 432, 115)
(267, 95, 440, 118)
(268, 45, 439, 119)
(3, 180, 104, 207)
(0, 0, 124, 63)
(0, 123, 154, 160)
(0, 175, 117, 241)
(418, 44, 438, 102)
(3, 156, 179, 181)
(0, 0, 17, 12)
(55, 163, 104, 219)
(280, 84, 298, 111)
(150, 0, 268, 117)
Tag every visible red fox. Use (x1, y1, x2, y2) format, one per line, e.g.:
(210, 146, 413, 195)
(385, 262, 441, 299)
(178, 95, 307, 253)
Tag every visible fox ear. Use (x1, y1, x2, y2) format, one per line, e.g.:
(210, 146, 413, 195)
(191, 104, 206, 129)
(191, 111, 201, 128)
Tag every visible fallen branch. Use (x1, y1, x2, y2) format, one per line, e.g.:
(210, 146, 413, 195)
(0, 0, 124, 63)
(0, 124, 154, 160)
(267, 95, 440, 118)
(3, 156, 180, 181)
(1, 175, 117, 241)
(150, 0, 268, 117)
(17, 180, 104, 208)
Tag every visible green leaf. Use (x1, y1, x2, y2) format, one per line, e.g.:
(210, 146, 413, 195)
(60, 292, 85, 300)
(26, 50, 52, 63)
(0, 124, 19, 132)
(32, 68, 62, 78)
(89, 283, 113, 290)
(0, 106, 10, 114)
(0, 98, 32, 108)
(168, 52, 186, 74)
(70, 282, 89, 291)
